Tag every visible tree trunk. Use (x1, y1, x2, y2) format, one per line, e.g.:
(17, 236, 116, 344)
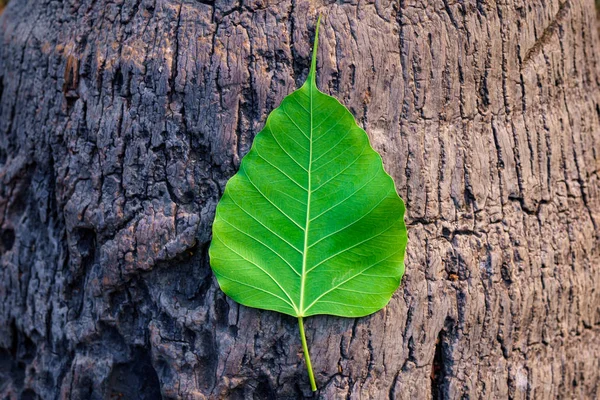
(1, 0, 599, 398)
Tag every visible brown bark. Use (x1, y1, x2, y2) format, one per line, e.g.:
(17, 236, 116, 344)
(0, 0, 599, 398)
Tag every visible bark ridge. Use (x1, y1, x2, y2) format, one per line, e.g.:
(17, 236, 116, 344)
(0, 0, 599, 398)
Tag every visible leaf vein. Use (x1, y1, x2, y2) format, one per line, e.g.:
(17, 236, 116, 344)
(254, 146, 308, 192)
(226, 196, 304, 256)
(306, 222, 400, 274)
(312, 134, 358, 174)
(288, 94, 309, 113)
(310, 171, 381, 222)
(313, 106, 339, 131)
(303, 249, 402, 313)
(219, 219, 299, 273)
(242, 163, 305, 231)
(312, 144, 368, 193)
(312, 126, 354, 163)
(218, 275, 295, 309)
(312, 117, 343, 144)
(265, 122, 309, 171)
(213, 230, 299, 311)
(281, 105, 310, 139)
(309, 187, 394, 247)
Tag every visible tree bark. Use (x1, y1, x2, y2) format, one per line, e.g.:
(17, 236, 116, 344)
(1, 0, 599, 399)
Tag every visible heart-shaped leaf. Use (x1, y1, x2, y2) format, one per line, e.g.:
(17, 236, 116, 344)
(209, 16, 407, 391)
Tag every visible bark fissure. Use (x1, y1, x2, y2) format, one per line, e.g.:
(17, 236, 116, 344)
(0, 0, 599, 399)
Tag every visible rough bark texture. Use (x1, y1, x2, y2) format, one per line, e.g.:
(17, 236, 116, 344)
(1, 0, 599, 399)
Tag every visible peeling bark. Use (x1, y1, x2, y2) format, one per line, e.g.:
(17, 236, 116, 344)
(0, 0, 599, 399)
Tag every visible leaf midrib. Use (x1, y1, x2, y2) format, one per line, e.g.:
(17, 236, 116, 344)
(299, 80, 314, 318)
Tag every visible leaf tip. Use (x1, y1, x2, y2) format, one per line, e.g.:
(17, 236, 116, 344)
(309, 14, 322, 85)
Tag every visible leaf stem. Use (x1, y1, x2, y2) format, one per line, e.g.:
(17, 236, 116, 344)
(298, 317, 317, 391)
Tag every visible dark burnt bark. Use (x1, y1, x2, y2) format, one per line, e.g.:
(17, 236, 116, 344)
(0, 0, 599, 399)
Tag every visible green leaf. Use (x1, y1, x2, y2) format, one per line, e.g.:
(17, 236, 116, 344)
(209, 15, 407, 391)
